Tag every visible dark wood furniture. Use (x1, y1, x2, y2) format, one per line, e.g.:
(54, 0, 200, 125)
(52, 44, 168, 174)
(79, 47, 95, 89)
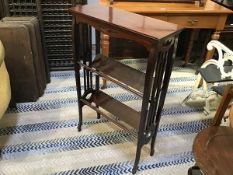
(190, 126, 233, 175)
(212, 84, 233, 126)
(69, 4, 182, 174)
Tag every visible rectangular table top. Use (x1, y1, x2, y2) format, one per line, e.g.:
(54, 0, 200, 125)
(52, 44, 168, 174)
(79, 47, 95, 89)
(69, 4, 183, 40)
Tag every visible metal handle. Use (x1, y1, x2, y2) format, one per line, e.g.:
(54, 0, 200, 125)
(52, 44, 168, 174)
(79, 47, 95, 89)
(187, 19, 199, 26)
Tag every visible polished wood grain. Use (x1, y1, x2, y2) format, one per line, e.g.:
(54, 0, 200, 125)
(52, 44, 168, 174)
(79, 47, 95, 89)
(69, 4, 182, 41)
(193, 126, 233, 175)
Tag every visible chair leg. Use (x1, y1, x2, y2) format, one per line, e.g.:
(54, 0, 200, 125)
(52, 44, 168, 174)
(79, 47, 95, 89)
(78, 102, 83, 132)
(188, 165, 201, 175)
(182, 74, 203, 105)
(132, 143, 143, 174)
(188, 166, 193, 175)
(229, 105, 233, 128)
(96, 109, 101, 119)
(212, 85, 233, 126)
(203, 79, 212, 115)
(194, 74, 203, 90)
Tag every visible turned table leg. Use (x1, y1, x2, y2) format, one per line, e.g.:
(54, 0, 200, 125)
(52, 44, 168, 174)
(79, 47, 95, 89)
(184, 29, 222, 65)
(230, 105, 233, 128)
(100, 33, 109, 89)
(205, 31, 220, 60)
(184, 29, 199, 65)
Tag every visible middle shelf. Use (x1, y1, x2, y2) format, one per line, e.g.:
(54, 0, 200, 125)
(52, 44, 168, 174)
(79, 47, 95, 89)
(80, 54, 146, 97)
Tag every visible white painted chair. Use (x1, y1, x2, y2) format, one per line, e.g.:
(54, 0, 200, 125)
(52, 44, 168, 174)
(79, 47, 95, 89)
(183, 40, 233, 115)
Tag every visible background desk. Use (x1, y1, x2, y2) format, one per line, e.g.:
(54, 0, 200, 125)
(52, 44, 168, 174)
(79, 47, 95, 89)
(99, 0, 233, 63)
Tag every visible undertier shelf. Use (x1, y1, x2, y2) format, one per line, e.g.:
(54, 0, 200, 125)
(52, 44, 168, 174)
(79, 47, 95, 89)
(81, 90, 141, 129)
(81, 54, 146, 97)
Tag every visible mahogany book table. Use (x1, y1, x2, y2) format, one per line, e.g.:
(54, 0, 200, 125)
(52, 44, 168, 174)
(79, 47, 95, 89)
(69, 4, 182, 173)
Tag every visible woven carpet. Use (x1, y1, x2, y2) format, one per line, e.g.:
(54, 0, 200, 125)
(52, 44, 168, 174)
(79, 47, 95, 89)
(0, 59, 214, 175)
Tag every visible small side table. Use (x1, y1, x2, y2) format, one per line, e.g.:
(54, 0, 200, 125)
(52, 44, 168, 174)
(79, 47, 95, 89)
(190, 126, 233, 175)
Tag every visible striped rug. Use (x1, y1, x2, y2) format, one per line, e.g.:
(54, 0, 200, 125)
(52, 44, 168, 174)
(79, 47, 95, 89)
(0, 59, 214, 175)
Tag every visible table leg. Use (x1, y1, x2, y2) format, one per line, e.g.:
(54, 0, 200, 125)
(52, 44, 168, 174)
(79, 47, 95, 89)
(184, 29, 199, 65)
(199, 30, 212, 64)
(100, 33, 109, 89)
(230, 105, 233, 128)
(205, 31, 220, 60)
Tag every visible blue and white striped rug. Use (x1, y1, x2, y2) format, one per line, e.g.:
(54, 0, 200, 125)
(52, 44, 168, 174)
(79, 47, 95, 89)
(0, 59, 214, 175)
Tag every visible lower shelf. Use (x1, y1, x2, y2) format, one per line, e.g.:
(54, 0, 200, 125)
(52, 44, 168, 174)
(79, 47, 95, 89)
(81, 90, 141, 129)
